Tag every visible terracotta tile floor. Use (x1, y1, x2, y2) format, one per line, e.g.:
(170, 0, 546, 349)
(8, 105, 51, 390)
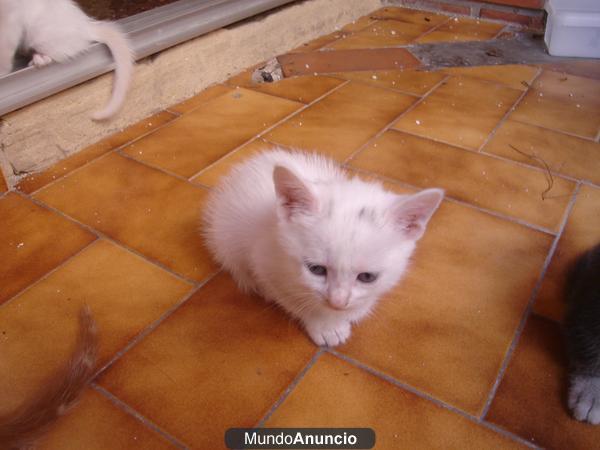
(1, 6, 600, 449)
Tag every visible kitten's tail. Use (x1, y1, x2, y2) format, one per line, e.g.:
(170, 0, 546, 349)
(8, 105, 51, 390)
(0, 307, 98, 450)
(90, 22, 133, 121)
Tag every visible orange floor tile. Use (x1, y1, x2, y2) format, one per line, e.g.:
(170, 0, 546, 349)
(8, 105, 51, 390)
(535, 185, 600, 322)
(325, 20, 433, 50)
(415, 16, 505, 43)
(2, 5, 600, 450)
(487, 315, 600, 449)
(394, 76, 523, 150)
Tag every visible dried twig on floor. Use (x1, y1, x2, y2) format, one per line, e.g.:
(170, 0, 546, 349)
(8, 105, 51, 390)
(509, 144, 555, 200)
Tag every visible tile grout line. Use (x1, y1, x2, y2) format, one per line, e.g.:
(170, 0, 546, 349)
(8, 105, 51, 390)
(334, 4, 494, 50)
(185, 80, 351, 181)
(94, 271, 220, 378)
(195, 79, 350, 177)
(510, 116, 600, 143)
(581, 179, 600, 190)
(476, 67, 542, 153)
(407, 15, 453, 42)
(224, 82, 324, 105)
(382, 124, 582, 186)
(255, 348, 324, 427)
(482, 421, 541, 449)
(479, 182, 581, 420)
(22, 151, 116, 197)
(322, 13, 452, 51)
(92, 383, 189, 450)
(0, 238, 99, 309)
(24, 111, 182, 197)
(478, 148, 591, 186)
(155, 87, 241, 118)
(190, 180, 213, 191)
(492, 23, 511, 40)
(313, 19, 378, 51)
(331, 77, 421, 99)
(326, 350, 539, 449)
(413, 70, 536, 90)
(261, 137, 297, 150)
(348, 166, 558, 236)
(115, 149, 207, 187)
(343, 74, 452, 165)
(18, 190, 202, 287)
(164, 108, 183, 117)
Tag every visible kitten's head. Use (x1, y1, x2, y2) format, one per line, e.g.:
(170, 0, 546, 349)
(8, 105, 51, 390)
(273, 165, 443, 318)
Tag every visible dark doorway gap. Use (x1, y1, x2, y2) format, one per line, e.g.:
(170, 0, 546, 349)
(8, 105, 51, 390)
(76, 0, 181, 21)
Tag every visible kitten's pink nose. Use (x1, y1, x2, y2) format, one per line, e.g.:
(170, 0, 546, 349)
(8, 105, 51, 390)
(327, 289, 350, 310)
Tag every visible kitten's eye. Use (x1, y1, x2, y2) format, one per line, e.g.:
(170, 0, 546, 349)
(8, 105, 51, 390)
(357, 272, 377, 283)
(307, 264, 327, 276)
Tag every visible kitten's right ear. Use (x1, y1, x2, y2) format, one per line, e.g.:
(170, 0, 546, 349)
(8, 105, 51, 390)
(273, 166, 317, 220)
(391, 188, 444, 240)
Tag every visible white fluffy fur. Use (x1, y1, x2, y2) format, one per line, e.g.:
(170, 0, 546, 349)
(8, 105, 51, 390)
(0, 0, 133, 120)
(204, 149, 444, 347)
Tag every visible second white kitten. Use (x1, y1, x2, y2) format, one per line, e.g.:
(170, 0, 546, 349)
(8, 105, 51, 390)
(204, 149, 443, 347)
(0, 0, 133, 120)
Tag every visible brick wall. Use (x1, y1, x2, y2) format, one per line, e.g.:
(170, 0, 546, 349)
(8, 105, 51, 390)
(385, 0, 546, 30)
(480, 0, 544, 10)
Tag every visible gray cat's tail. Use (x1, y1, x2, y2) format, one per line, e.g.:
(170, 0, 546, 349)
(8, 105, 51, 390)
(90, 22, 133, 121)
(0, 307, 98, 449)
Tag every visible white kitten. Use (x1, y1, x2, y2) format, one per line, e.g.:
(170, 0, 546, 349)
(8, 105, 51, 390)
(0, 0, 133, 120)
(204, 149, 443, 347)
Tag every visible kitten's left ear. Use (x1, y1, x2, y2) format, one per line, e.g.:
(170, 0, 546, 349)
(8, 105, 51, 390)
(391, 188, 444, 240)
(273, 165, 318, 220)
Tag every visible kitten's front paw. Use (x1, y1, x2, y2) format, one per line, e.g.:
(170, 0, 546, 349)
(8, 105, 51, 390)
(306, 321, 351, 347)
(569, 375, 600, 424)
(29, 53, 53, 68)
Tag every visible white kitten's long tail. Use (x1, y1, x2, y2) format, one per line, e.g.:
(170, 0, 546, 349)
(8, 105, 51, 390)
(90, 22, 133, 121)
